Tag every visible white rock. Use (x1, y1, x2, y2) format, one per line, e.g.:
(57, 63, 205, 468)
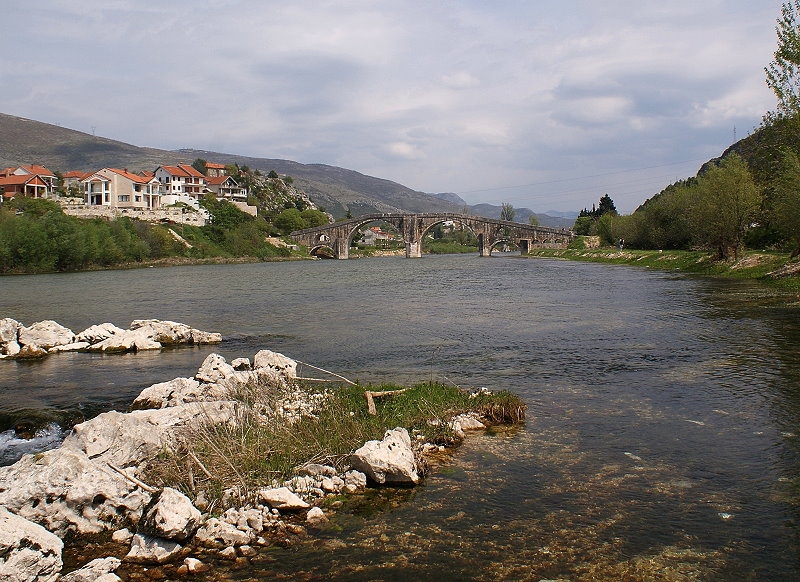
(86, 329, 161, 353)
(194, 518, 252, 547)
(453, 413, 486, 431)
(48, 342, 91, 353)
(137, 487, 201, 542)
(306, 506, 328, 526)
(131, 377, 208, 409)
(195, 353, 236, 383)
(60, 557, 121, 582)
(231, 357, 251, 370)
(75, 323, 125, 344)
(183, 557, 210, 573)
(18, 320, 75, 350)
(253, 349, 297, 378)
(257, 487, 310, 511)
(125, 533, 184, 564)
(0, 318, 21, 354)
(0, 506, 63, 582)
(111, 528, 133, 544)
(349, 427, 420, 484)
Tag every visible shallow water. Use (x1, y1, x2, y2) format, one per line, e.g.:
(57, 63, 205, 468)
(1, 255, 799, 579)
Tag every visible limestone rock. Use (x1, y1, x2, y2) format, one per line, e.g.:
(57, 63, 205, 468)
(129, 319, 221, 345)
(453, 413, 486, 431)
(306, 506, 328, 526)
(131, 377, 205, 409)
(87, 329, 161, 353)
(60, 557, 122, 582)
(48, 341, 91, 353)
(194, 518, 252, 547)
(195, 353, 237, 383)
(14, 343, 48, 359)
(0, 506, 63, 582)
(349, 427, 421, 484)
(0, 318, 21, 355)
(257, 487, 310, 511)
(253, 349, 297, 378)
(75, 323, 125, 344)
(18, 320, 75, 350)
(137, 487, 201, 542)
(125, 533, 185, 565)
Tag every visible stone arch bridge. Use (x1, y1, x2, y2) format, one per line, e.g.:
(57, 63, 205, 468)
(289, 213, 574, 259)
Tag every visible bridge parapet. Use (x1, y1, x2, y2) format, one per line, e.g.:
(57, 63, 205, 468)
(290, 213, 574, 259)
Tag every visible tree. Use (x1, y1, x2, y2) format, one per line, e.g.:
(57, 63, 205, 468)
(528, 214, 540, 226)
(192, 158, 208, 176)
(500, 202, 515, 222)
(770, 149, 800, 256)
(688, 154, 761, 260)
(596, 194, 617, 217)
(766, 1, 800, 118)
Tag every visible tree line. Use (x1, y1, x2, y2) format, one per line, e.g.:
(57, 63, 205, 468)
(574, 1, 800, 260)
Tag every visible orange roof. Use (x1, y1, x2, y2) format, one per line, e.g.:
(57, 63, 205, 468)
(158, 164, 205, 178)
(0, 174, 46, 187)
(105, 168, 156, 184)
(206, 162, 226, 169)
(205, 175, 236, 185)
(62, 170, 90, 179)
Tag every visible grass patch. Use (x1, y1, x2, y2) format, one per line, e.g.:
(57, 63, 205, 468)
(525, 247, 800, 290)
(144, 377, 525, 509)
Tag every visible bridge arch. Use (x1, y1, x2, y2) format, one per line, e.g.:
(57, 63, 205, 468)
(290, 213, 574, 259)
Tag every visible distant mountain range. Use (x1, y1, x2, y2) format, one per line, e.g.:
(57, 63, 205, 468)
(0, 113, 575, 226)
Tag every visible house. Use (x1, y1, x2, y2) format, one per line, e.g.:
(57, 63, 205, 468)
(205, 175, 248, 201)
(154, 164, 207, 200)
(361, 226, 393, 246)
(0, 174, 49, 200)
(81, 168, 163, 209)
(205, 162, 228, 178)
(0, 164, 57, 199)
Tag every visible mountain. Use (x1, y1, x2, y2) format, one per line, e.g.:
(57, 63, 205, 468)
(0, 112, 573, 223)
(467, 203, 575, 228)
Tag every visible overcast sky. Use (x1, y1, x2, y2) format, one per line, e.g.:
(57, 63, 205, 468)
(3, 1, 784, 213)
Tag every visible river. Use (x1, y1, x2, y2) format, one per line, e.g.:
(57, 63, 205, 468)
(0, 254, 798, 580)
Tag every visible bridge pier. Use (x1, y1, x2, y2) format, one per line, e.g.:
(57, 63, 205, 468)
(334, 237, 349, 260)
(406, 241, 422, 258)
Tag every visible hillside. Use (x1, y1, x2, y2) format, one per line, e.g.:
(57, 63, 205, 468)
(0, 113, 464, 218)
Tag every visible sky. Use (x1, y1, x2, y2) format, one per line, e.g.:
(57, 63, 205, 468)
(3, 1, 785, 214)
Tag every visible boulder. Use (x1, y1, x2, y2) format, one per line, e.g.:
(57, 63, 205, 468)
(349, 427, 421, 484)
(257, 487, 310, 511)
(195, 353, 237, 384)
(65, 401, 236, 467)
(131, 377, 206, 409)
(129, 319, 221, 346)
(86, 329, 161, 353)
(194, 518, 252, 547)
(60, 557, 121, 582)
(137, 488, 201, 542)
(306, 506, 328, 526)
(14, 343, 47, 359)
(253, 349, 297, 378)
(0, 447, 150, 536)
(18, 320, 75, 350)
(0, 506, 63, 582)
(75, 323, 125, 344)
(0, 318, 21, 355)
(125, 533, 185, 565)
(48, 342, 91, 353)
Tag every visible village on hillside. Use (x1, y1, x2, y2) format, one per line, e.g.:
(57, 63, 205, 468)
(0, 162, 257, 225)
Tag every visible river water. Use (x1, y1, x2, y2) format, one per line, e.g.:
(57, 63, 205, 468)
(1, 254, 799, 580)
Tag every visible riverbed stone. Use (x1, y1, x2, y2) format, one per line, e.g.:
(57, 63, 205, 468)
(129, 319, 222, 346)
(0, 318, 21, 353)
(48, 341, 91, 353)
(87, 329, 162, 353)
(194, 518, 252, 547)
(18, 320, 75, 350)
(60, 557, 122, 582)
(257, 487, 310, 511)
(349, 427, 421, 484)
(125, 533, 185, 564)
(137, 487, 201, 542)
(0, 506, 63, 582)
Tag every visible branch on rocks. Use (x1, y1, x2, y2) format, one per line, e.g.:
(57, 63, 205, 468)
(364, 389, 409, 415)
(107, 462, 158, 494)
(295, 360, 357, 386)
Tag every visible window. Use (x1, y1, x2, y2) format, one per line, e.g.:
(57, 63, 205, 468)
(118, 195, 130, 202)
(135, 195, 142, 202)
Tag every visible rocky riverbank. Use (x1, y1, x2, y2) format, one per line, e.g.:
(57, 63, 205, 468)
(0, 344, 506, 581)
(0, 318, 222, 360)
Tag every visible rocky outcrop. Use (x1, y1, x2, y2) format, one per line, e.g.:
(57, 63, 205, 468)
(0, 318, 222, 359)
(349, 427, 421, 484)
(60, 557, 121, 582)
(0, 506, 63, 582)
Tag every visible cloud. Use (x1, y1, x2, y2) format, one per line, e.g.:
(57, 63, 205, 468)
(0, 0, 784, 213)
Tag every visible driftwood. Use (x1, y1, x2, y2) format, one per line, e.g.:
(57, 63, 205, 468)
(295, 360, 357, 386)
(107, 462, 158, 494)
(364, 389, 409, 415)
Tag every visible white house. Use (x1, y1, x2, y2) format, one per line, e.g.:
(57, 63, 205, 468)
(81, 168, 163, 209)
(154, 164, 206, 200)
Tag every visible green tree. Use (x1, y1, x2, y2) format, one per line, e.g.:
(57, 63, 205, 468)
(527, 214, 540, 226)
(766, 1, 800, 118)
(596, 194, 617, 217)
(274, 208, 306, 233)
(688, 154, 762, 260)
(192, 158, 208, 175)
(770, 149, 800, 256)
(500, 203, 515, 222)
